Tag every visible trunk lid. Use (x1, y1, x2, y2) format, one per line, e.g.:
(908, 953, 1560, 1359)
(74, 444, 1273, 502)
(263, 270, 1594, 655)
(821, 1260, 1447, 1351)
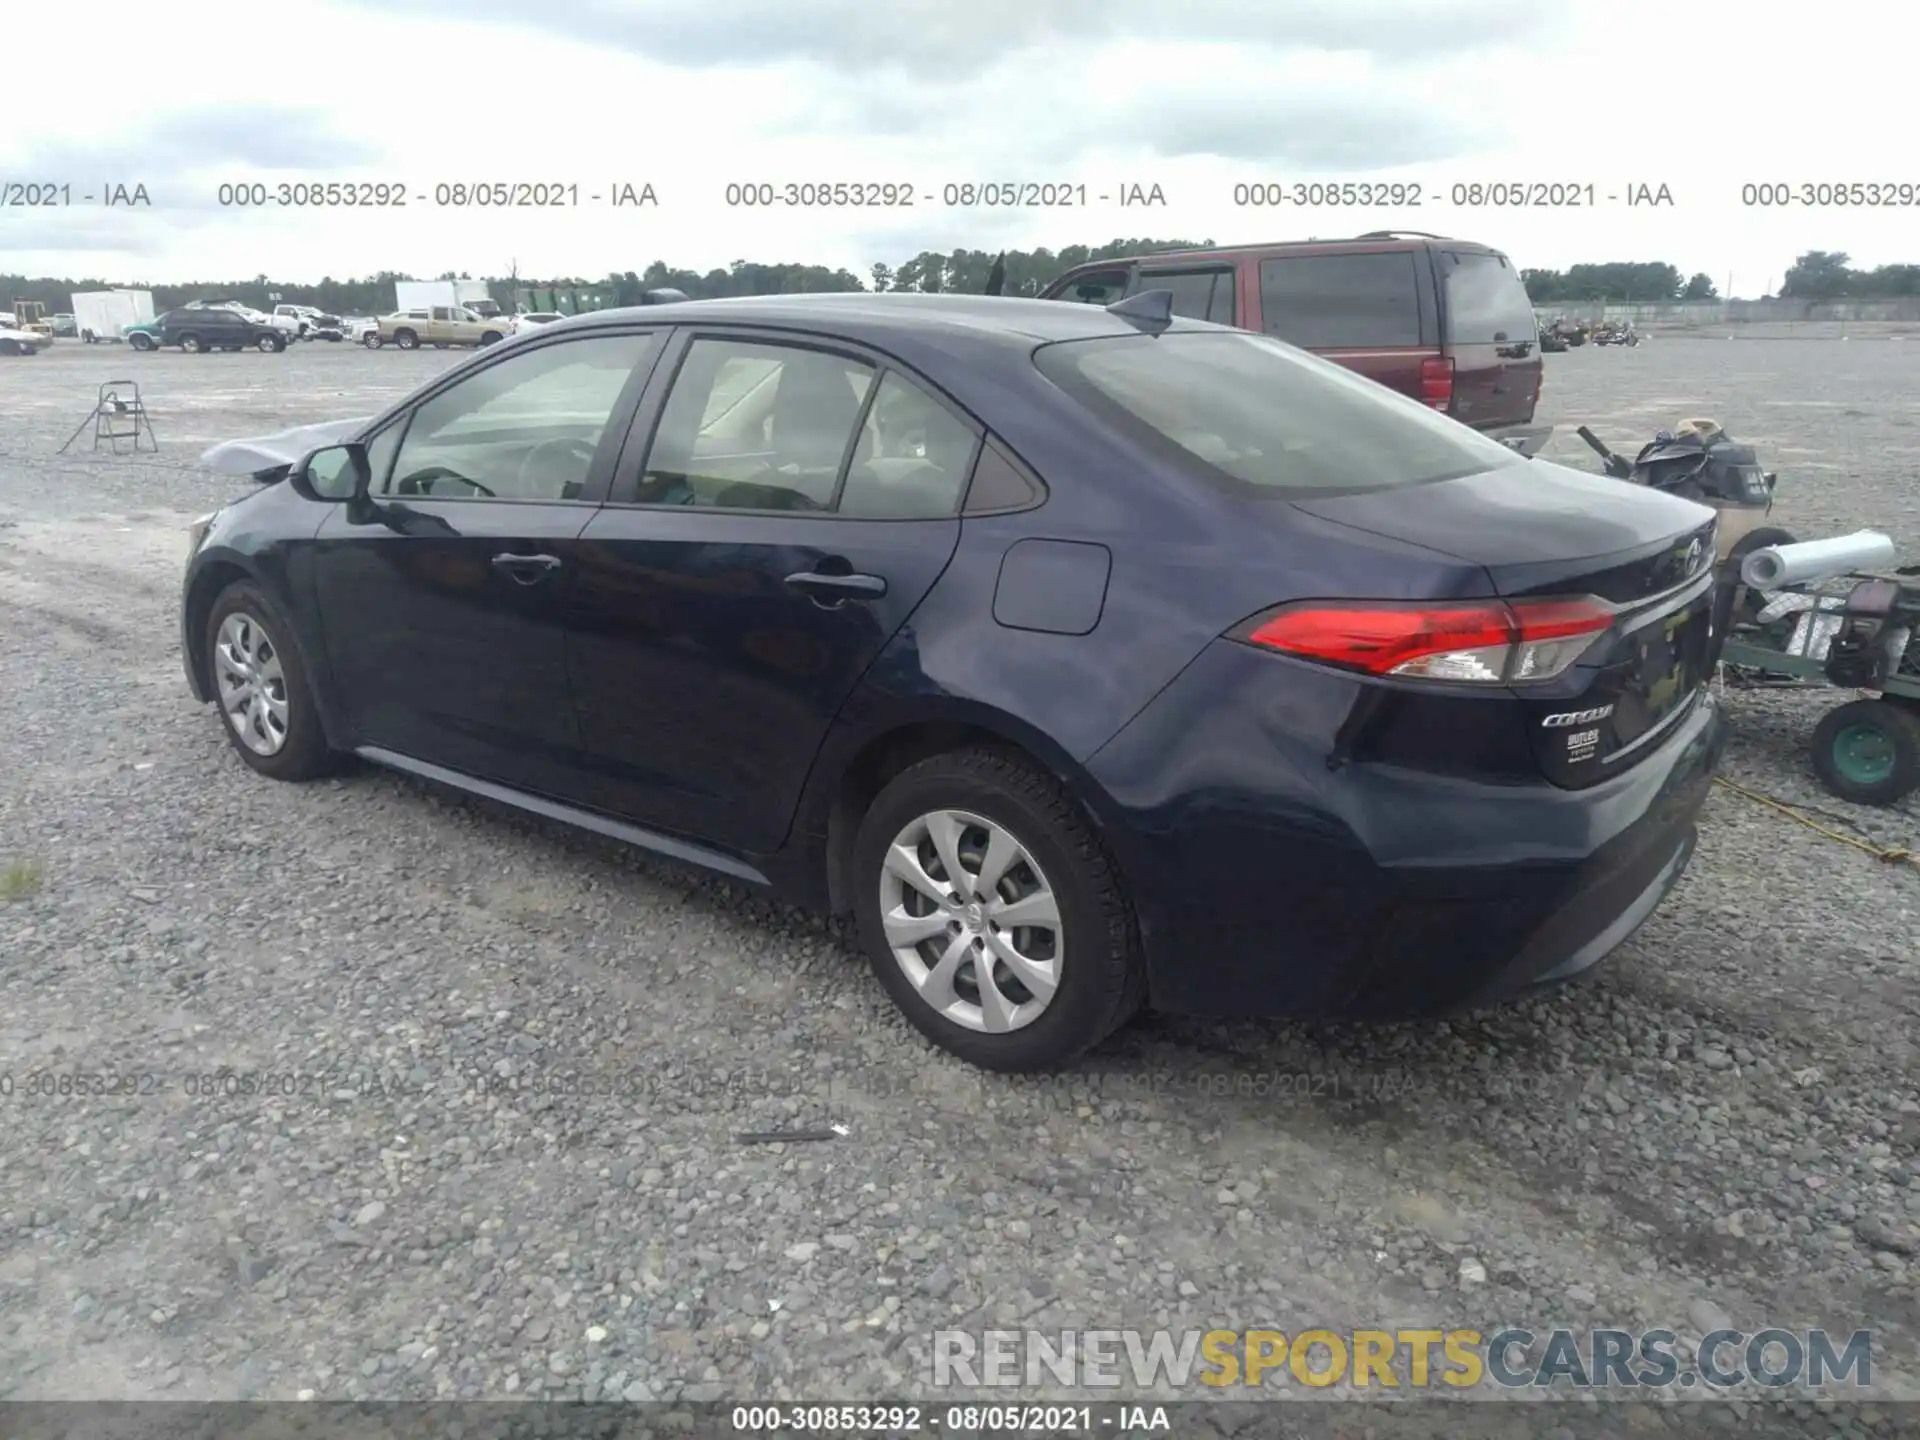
(1435, 247, 1542, 433)
(1293, 461, 1720, 784)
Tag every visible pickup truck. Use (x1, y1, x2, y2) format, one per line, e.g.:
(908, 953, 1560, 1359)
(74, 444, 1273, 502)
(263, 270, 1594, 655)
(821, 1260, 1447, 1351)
(364, 306, 509, 350)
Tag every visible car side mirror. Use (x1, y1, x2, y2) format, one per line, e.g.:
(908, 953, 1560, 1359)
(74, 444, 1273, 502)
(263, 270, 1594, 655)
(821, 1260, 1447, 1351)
(291, 442, 371, 503)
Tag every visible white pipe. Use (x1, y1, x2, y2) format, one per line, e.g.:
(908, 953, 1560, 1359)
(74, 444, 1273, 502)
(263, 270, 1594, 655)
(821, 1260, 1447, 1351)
(1739, 530, 1897, 590)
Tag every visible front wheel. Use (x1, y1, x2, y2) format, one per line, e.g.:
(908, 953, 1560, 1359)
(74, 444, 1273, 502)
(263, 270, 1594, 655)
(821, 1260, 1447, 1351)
(1810, 699, 1920, 807)
(130, 333, 155, 351)
(204, 582, 338, 782)
(179, 333, 204, 353)
(363, 332, 383, 349)
(393, 329, 419, 350)
(257, 334, 283, 353)
(851, 747, 1143, 1072)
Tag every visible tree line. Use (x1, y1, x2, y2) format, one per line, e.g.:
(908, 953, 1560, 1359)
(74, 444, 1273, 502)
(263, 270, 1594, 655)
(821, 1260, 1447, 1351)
(1524, 253, 1920, 303)
(5, 245, 1915, 316)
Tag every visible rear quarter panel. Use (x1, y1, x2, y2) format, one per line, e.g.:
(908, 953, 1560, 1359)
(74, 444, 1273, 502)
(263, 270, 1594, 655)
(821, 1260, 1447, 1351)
(809, 376, 1501, 852)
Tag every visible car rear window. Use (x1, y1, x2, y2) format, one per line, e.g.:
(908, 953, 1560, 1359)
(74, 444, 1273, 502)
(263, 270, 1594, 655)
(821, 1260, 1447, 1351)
(1441, 250, 1535, 344)
(1034, 330, 1525, 496)
(1258, 252, 1422, 349)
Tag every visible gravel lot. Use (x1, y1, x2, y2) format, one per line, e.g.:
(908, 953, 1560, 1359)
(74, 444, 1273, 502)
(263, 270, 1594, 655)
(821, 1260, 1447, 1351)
(1, 335, 1917, 1425)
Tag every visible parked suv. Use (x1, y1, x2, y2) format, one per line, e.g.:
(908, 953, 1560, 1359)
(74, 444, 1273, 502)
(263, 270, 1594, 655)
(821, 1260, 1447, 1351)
(367, 306, 508, 350)
(156, 308, 288, 353)
(1040, 232, 1549, 456)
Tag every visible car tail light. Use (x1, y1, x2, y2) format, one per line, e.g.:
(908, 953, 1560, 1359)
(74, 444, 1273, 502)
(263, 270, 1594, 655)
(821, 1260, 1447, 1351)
(1234, 597, 1613, 684)
(1420, 356, 1454, 410)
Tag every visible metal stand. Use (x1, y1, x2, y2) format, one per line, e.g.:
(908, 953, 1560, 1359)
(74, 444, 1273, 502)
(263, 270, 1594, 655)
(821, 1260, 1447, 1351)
(57, 380, 159, 455)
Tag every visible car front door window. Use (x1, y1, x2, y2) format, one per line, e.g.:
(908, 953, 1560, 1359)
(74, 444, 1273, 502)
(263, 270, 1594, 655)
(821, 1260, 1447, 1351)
(385, 333, 661, 501)
(1132, 269, 1225, 322)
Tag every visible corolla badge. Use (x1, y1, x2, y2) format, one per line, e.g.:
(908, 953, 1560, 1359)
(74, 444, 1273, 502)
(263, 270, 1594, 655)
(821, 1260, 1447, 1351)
(1543, 704, 1615, 728)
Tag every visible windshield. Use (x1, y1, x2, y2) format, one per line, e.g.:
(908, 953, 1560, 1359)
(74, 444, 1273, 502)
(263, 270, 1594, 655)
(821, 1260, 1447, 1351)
(1033, 330, 1526, 496)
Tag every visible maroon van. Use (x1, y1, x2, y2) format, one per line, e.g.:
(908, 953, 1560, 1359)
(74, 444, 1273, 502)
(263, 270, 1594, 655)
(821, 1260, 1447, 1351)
(1039, 231, 1550, 457)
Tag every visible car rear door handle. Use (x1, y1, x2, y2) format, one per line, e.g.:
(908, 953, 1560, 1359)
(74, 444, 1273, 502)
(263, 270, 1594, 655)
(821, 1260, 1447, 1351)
(784, 569, 887, 602)
(492, 552, 563, 583)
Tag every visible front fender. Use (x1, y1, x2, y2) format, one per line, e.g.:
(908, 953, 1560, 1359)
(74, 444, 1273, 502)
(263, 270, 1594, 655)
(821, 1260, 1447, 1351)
(181, 506, 348, 746)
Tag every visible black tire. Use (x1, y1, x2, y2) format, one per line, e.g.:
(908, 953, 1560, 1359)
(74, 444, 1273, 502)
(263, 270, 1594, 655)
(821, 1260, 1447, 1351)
(179, 333, 203, 353)
(480, 330, 503, 346)
(363, 332, 383, 349)
(257, 334, 282, 353)
(1809, 698, 1920, 807)
(203, 581, 339, 782)
(130, 332, 155, 351)
(850, 747, 1144, 1072)
(1711, 525, 1797, 645)
(394, 329, 419, 350)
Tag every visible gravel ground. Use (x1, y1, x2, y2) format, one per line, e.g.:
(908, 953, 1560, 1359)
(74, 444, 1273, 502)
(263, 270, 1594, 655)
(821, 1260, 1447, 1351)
(1, 336, 1917, 1426)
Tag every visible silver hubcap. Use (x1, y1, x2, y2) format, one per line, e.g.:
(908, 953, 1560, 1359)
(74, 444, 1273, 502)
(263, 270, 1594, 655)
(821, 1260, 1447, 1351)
(878, 809, 1062, 1034)
(214, 612, 290, 756)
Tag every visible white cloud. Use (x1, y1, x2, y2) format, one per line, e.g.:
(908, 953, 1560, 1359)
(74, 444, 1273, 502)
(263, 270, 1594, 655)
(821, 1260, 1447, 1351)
(0, 0, 1908, 294)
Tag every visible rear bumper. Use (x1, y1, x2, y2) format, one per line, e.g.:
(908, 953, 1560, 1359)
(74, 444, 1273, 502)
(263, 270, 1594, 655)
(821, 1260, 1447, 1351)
(1082, 639, 1726, 1020)
(1485, 421, 1553, 458)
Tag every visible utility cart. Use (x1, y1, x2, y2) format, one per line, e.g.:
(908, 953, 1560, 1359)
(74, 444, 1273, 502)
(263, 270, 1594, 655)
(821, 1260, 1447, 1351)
(1719, 569, 1920, 805)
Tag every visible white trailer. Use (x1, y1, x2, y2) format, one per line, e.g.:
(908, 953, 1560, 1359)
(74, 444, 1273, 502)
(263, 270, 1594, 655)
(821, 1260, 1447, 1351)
(72, 290, 152, 343)
(393, 279, 502, 319)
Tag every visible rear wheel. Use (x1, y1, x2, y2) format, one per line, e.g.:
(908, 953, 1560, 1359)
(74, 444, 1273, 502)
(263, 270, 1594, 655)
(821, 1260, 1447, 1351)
(851, 747, 1144, 1072)
(394, 329, 419, 350)
(1810, 698, 1920, 806)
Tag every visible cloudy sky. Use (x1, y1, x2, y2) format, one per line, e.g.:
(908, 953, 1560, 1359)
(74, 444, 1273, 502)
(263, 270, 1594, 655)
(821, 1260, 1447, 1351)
(0, 0, 1907, 294)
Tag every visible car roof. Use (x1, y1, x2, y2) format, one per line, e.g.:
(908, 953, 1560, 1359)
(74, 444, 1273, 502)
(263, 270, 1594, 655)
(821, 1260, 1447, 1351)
(557, 291, 1197, 351)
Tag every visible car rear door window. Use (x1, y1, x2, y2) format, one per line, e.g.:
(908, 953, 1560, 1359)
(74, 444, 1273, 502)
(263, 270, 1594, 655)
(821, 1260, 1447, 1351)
(1131, 268, 1234, 325)
(384, 332, 660, 501)
(638, 339, 877, 511)
(837, 372, 981, 519)
(1258, 252, 1422, 349)
(1441, 250, 1536, 344)
(1035, 329, 1524, 496)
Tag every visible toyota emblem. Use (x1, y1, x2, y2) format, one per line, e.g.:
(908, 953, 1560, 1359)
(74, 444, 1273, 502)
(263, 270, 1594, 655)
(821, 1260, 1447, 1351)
(1685, 537, 1703, 574)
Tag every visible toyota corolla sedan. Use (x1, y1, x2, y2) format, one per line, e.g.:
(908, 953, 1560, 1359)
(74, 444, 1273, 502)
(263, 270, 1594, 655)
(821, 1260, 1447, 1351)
(182, 292, 1725, 1072)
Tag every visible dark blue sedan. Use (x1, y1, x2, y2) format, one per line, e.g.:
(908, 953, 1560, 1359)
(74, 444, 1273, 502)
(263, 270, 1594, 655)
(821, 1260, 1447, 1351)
(182, 291, 1725, 1071)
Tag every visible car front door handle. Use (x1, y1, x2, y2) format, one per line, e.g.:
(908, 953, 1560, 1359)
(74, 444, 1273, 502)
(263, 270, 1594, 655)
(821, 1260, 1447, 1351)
(784, 569, 887, 603)
(492, 552, 563, 584)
